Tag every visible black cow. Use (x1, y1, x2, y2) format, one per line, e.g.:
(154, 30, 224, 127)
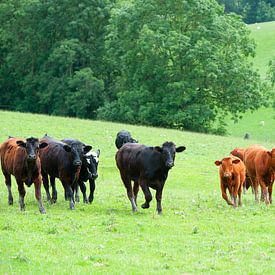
(39, 135, 91, 209)
(62, 139, 100, 203)
(115, 142, 186, 214)
(115, 130, 138, 149)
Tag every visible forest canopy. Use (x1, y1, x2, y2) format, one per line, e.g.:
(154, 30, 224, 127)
(0, 0, 270, 134)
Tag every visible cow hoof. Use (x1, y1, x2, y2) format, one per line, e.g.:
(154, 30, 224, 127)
(75, 196, 80, 203)
(132, 208, 138, 212)
(84, 199, 88, 204)
(8, 200, 13, 205)
(51, 198, 57, 204)
(40, 208, 46, 214)
(141, 203, 149, 209)
(20, 205, 26, 211)
(69, 202, 75, 210)
(88, 198, 94, 204)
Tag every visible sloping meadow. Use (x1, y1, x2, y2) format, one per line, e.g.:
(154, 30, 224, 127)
(0, 110, 274, 273)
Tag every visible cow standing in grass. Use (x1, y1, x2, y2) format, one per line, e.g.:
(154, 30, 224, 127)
(244, 145, 275, 204)
(39, 135, 91, 209)
(0, 137, 48, 213)
(62, 138, 100, 203)
(215, 156, 246, 207)
(116, 142, 186, 214)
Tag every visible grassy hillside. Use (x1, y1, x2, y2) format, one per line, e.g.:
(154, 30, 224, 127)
(225, 21, 275, 140)
(0, 110, 274, 274)
(248, 21, 275, 78)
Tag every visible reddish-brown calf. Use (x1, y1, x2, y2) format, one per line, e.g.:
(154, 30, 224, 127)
(215, 156, 246, 207)
(0, 137, 48, 213)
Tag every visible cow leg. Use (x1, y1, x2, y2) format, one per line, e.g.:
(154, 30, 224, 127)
(258, 176, 269, 204)
(74, 183, 80, 203)
(220, 183, 233, 206)
(133, 181, 139, 205)
(88, 179, 95, 204)
(140, 181, 152, 209)
(42, 171, 51, 202)
(50, 176, 57, 203)
(34, 177, 46, 214)
(62, 182, 75, 210)
(16, 179, 26, 211)
(79, 181, 88, 203)
(238, 186, 242, 206)
(4, 173, 13, 205)
(120, 174, 137, 212)
(268, 184, 273, 204)
(155, 185, 164, 214)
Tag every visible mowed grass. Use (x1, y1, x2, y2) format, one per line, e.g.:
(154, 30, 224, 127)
(0, 110, 274, 274)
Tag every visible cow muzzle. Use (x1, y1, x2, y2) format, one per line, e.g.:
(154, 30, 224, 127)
(73, 160, 82, 166)
(166, 162, 174, 168)
(28, 154, 37, 161)
(223, 172, 231, 178)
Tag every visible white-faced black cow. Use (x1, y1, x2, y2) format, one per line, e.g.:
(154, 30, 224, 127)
(115, 130, 138, 149)
(115, 142, 186, 214)
(62, 139, 100, 203)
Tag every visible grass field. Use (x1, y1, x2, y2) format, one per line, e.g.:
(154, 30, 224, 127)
(0, 110, 274, 274)
(248, 21, 275, 78)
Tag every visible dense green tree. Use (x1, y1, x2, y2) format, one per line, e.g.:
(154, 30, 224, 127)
(98, 0, 266, 133)
(0, 0, 112, 116)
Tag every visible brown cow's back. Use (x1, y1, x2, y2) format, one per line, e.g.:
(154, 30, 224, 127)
(0, 138, 29, 179)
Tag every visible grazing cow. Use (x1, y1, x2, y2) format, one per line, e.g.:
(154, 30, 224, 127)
(230, 147, 253, 193)
(0, 137, 48, 213)
(215, 156, 246, 207)
(115, 130, 138, 149)
(62, 139, 100, 203)
(116, 142, 186, 214)
(244, 145, 275, 204)
(39, 135, 91, 209)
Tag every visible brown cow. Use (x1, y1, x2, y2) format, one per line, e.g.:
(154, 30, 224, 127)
(243, 145, 275, 204)
(215, 156, 246, 207)
(230, 147, 253, 194)
(0, 137, 48, 213)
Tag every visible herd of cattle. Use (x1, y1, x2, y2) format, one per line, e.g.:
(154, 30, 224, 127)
(0, 130, 274, 214)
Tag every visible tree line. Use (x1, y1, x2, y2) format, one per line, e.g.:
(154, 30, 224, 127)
(218, 0, 275, 23)
(0, 0, 274, 134)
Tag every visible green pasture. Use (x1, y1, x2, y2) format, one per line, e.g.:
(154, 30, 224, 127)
(0, 110, 274, 274)
(248, 21, 275, 78)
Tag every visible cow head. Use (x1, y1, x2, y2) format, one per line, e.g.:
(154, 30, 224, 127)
(155, 142, 186, 168)
(83, 149, 100, 180)
(63, 142, 92, 167)
(16, 137, 48, 162)
(215, 157, 240, 178)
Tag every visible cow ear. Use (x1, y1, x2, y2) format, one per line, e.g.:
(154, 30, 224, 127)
(176, 146, 186, 152)
(84, 145, 92, 153)
(63, 144, 71, 152)
(215, 160, 222, 166)
(155, 146, 163, 152)
(16, 140, 26, 148)
(97, 149, 100, 157)
(232, 159, 240, 164)
(39, 142, 48, 149)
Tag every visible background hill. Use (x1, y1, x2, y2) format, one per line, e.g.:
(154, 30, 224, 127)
(226, 21, 275, 142)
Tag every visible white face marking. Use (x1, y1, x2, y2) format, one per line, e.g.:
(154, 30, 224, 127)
(85, 151, 99, 163)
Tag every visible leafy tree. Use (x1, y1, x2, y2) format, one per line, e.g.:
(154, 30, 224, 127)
(99, 0, 266, 133)
(0, 0, 112, 115)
